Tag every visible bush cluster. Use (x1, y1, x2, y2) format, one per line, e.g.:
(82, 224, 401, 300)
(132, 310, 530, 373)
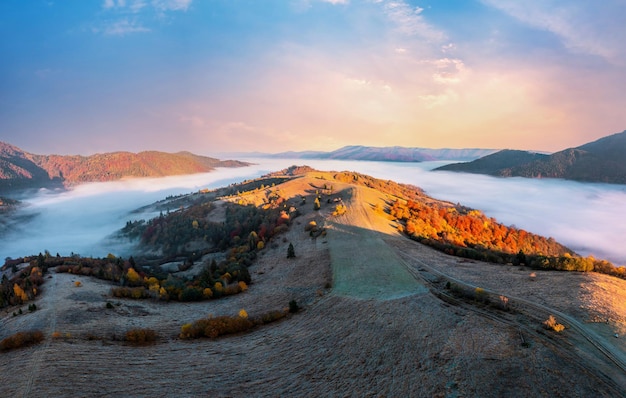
(180, 315, 254, 339)
(180, 308, 288, 340)
(125, 328, 158, 345)
(111, 286, 152, 299)
(0, 330, 44, 351)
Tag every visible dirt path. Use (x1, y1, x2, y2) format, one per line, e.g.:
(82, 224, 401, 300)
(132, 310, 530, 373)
(327, 186, 427, 300)
(21, 272, 59, 397)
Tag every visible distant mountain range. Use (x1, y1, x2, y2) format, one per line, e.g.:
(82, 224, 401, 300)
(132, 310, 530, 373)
(269, 145, 497, 162)
(0, 142, 248, 193)
(436, 130, 626, 184)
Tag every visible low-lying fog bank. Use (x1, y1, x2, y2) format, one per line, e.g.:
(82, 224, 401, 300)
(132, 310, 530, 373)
(1, 159, 624, 266)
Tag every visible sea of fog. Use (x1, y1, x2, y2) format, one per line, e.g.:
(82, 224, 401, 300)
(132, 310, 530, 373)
(1, 158, 625, 266)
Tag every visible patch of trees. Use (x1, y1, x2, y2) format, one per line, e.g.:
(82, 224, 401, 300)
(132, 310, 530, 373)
(124, 195, 290, 259)
(57, 191, 292, 302)
(47, 251, 253, 303)
(0, 252, 51, 308)
(389, 197, 626, 278)
(2, 178, 295, 307)
(390, 199, 570, 256)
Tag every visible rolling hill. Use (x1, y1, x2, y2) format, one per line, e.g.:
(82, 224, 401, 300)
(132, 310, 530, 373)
(1, 168, 625, 396)
(436, 130, 626, 184)
(0, 142, 249, 193)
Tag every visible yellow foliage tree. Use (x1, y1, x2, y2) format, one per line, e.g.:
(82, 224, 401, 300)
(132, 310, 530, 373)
(125, 267, 141, 285)
(239, 309, 248, 318)
(13, 284, 28, 302)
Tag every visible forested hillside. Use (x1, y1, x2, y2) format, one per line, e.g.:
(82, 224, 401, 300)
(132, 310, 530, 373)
(436, 130, 626, 184)
(0, 142, 248, 193)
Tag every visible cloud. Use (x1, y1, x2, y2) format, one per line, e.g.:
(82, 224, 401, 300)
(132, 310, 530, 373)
(99, 19, 150, 36)
(103, 0, 114, 8)
(377, 0, 445, 41)
(96, 0, 190, 36)
(320, 0, 349, 4)
(480, 0, 626, 64)
(431, 58, 466, 84)
(151, 0, 192, 11)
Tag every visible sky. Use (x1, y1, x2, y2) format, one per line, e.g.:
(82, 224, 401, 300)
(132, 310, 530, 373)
(1, 0, 625, 156)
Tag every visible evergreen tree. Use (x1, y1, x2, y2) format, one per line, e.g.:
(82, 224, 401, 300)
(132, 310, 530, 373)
(287, 243, 296, 259)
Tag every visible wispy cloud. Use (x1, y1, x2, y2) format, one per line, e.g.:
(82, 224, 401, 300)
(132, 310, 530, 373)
(377, 0, 445, 41)
(151, 0, 192, 12)
(481, 0, 626, 64)
(97, 18, 150, 36)
(96, 0, 190, 36)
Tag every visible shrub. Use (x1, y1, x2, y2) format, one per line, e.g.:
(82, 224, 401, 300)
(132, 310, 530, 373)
(111, 286, 151, 299)
(224, 283, 243, 296)
(543, 315, 565, 332)
(125, 328, 157, 345)
(496, 295, 510, 311)
(179, 287, 203, 302)
(255, 310, 287, 325)
(332, 204, 347, 216)
(474, 287, 488, 303)
(0, 330, 44, 351)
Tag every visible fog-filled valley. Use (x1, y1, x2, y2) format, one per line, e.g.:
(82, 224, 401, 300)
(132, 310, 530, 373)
(2, 158, 625, 266)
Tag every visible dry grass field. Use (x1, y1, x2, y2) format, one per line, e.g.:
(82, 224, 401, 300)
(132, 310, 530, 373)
(2, 171, 625, 397)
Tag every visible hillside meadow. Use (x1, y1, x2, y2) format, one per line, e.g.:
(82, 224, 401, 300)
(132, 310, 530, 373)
(2, 168, 626, 396)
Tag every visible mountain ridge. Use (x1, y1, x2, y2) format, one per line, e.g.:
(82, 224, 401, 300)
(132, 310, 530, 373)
(0, 142, 249, 193)
(436, 130, 626, 184)
(270, 145, 498, 162)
